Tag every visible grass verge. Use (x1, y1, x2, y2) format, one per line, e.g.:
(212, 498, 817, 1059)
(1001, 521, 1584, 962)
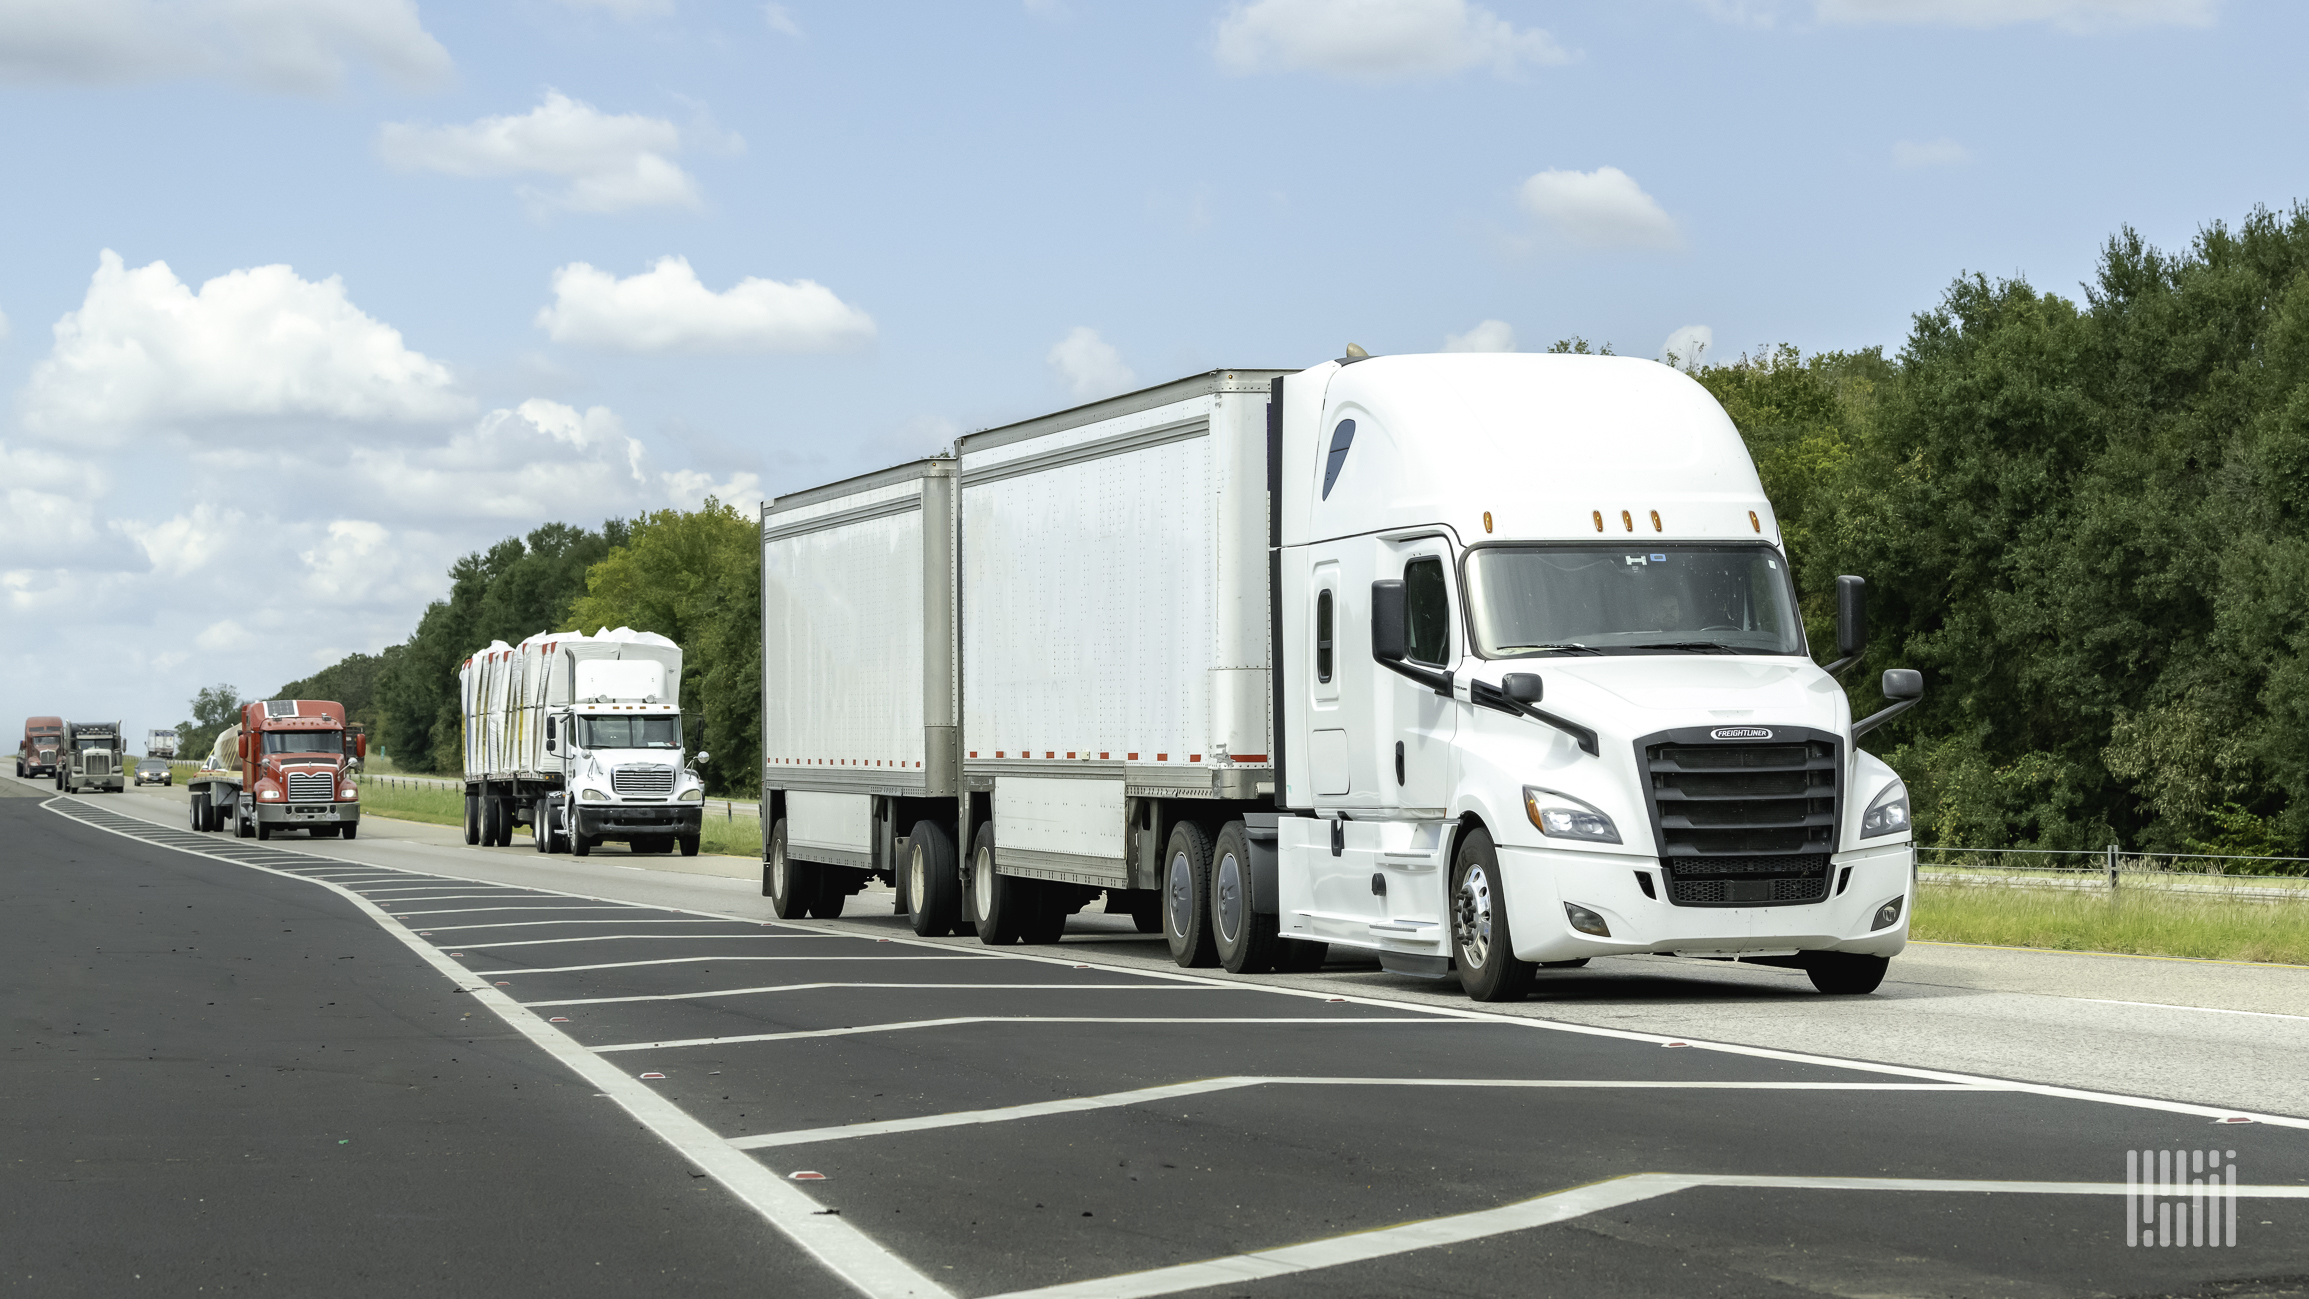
(1914, 882, 2309, 966)
(355, 780, 758, 858)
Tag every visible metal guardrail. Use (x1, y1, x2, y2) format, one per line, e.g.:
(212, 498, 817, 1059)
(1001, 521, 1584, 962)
(1919, 845, 2309, 901)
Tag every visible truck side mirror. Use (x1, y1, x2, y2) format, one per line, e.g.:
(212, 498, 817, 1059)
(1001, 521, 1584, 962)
(1881, 668, 1922, 701)
(544, 717, 557, 753)
(695, 751, 712, 768)
(1502, 672, 1544, 703)
(1835, 575, 1867, 657)
(1370, 580, 1407, 663)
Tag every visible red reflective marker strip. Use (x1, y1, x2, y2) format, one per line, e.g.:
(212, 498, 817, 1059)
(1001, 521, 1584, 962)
(640, 1072, 666, 1080)
(790, 1171, 825, 1181)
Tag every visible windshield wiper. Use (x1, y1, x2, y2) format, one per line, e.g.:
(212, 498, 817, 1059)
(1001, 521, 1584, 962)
(1623, 641, 1745, 654)
(1494, 643, 1602, 655)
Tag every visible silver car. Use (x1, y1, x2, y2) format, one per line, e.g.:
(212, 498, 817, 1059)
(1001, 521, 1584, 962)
(134, 758, 173, 787)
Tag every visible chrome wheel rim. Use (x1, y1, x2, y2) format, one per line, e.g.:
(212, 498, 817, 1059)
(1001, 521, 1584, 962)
(1166, 850, 1193, 937)
(1454, 863, 1496, 970)
(908, 841, 927, 908)
(974, 846, 995, 917)
(1214, 851, 1243, 944)
(770, 836, 788, 900)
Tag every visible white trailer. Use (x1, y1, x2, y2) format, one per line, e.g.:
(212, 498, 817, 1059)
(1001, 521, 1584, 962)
(458, 627, 708, 857)
(761, 355, 1922, 999)
(144, 729, 178, 759)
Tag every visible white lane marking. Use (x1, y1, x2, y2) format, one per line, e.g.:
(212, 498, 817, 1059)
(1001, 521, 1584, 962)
(592, 1017, 1474, 1054)
(527, 982, 1228, 1008)
(489, 956, 1003, 975)
(2082, 998, 2309, 1023)
(385, 905, 656, 917)
(43, 798, 952, 1299)
(729, 1078, 1990, 1150)
(978, 1173, 2309, 1299)
(411, 918, 769, 932)
(357, 891, 567, 900)
(455, 933, 846, 950)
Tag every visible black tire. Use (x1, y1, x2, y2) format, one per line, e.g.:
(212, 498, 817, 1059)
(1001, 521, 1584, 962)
(533, 808, 549, 852)
(766, 819, 816, 919)
(1211, 821, 1279, 975)
(1450, 828, 1535, 1002)
(1806, 953, 1890, 995)
(463, 793, 480, 845)
(679, 834, 699, 857)
(906, 820, 961, 937)
(806, 870, 848, 919)
(1541, 958, 1591, 969)
(189, 791, 207, 832)
(572, 831, 591, 857)
(1127, 891, 1162, 934)
(1276, 938, 1329, 972)
(1020, 880, 1069, 946)
(235, 804, 253, 838)
(541, 797, 566, 853)
(255, 819, 272, 842)
(1162, 821, 1219, 968)
(488, 794, 510, 847)
(968, 823, 1037, 944)
(342, 824, 358, 842)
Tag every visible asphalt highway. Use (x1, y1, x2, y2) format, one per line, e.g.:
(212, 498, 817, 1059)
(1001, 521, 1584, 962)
(8, 775, 2308, 1297)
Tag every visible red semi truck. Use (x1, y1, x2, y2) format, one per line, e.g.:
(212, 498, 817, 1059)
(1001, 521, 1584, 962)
(188, 699, 366, 840)
(18, 716, 62, 778)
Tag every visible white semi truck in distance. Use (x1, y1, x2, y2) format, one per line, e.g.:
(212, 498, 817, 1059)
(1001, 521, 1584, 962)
(458, 627, 709, 857)
(761, 354, 1921, 999)
(145, 728, 179, 760)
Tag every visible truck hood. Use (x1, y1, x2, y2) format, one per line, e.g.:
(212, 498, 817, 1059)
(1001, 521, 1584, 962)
(1537, 656, 1847, 731)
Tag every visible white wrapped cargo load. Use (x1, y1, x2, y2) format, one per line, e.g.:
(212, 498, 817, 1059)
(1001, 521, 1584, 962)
(460, 627, 681, 782)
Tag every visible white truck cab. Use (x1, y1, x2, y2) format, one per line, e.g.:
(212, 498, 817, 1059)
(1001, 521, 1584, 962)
(1272, 353, 1917, 996)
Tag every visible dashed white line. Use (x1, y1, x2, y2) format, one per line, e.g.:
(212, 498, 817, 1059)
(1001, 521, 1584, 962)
(526, 982, 1228, 1008)
(590, 1017, 1477, 1054)
(452, 933, 845, 949)
(487, 955, 1003, 975)
(2082, 998, 2309, 1023)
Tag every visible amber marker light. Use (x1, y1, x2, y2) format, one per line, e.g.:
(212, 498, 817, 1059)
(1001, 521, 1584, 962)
(1749, 510, 1762, 533)
(1650, 509, 1662, 532)
(1483, 511, 1493, 534)
(1591, 510, 1604, 532)
(1621, 509, 1634, 532)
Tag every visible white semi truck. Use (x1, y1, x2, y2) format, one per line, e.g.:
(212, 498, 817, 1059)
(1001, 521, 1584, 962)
(761, 354, 1921, 998)
(459, 627, 709, 857)
(145, 728, 179, 760)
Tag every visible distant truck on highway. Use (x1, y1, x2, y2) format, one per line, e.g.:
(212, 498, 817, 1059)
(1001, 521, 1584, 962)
(187, 700, 364, 840)
(144, 729, 179, 760)
(760, 354, 1923, 999)
(55, 721, 125, 793)
(458, 628, 707, 857)
(18, 716, 62, 778)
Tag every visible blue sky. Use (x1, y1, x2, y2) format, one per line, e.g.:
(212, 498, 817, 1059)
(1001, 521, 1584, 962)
(1, 0, 2298, 742)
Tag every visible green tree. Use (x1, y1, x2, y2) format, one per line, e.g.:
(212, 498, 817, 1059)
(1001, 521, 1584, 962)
(176, 683, 244, 765)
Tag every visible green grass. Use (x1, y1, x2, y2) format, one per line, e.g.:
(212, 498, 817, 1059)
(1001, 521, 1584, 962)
(355, 778, 758, 858)
(1914, 882, 2309, 966)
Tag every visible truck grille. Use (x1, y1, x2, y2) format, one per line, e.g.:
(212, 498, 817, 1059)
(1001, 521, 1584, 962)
(612, 765, 674, 797)
(1640, 728, 1839, 908)
(287, 771, 336, 801)
(85, 755, 112, 775)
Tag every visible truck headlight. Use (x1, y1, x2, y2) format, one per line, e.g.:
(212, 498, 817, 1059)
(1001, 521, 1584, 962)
(1564, 902, 1612, 937)
(1860, 778, 1910, 838)
(341, 785, 358, 801)
(1871, 896, 1904, 930)
(580, 788, 607, 802)
(1524, 786, 1621, 843)
(259, 788, 281, 800)
(678, 788, 703, 802)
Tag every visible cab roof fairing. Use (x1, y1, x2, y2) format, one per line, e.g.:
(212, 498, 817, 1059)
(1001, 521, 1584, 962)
(1288, 353, 1782, 550)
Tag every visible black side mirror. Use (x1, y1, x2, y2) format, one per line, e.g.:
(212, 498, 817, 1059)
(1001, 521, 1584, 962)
(1882, 668, 1922, 701)
(1502, 672, 1544, 704)
(1835, 575, 1867, 657)
(1370, 580, 1406, 663)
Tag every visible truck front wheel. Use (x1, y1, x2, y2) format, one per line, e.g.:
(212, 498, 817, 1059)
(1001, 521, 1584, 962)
(905, 820, 961, 938)
(1162, 822, 1219, 968)
(1805, 952, 1889, 995)
(678, 834, 699, 857)
(1451, 829, 1535, 1002)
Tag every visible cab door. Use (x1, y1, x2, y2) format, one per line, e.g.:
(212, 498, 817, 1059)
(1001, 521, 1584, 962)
(1382, 539, 1459, 815)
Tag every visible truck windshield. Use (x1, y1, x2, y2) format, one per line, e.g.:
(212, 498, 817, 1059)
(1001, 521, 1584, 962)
(1464, 544, 1805, 657)
(578, 716, 682, 750)
(263, 730, 343, 755)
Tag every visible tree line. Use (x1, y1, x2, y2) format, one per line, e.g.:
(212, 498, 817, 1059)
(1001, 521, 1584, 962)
(198, 203, 2309, 855)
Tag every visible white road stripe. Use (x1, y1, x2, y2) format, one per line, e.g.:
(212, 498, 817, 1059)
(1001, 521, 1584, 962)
(453, 933, 844, 949)
(44, 797, 952, 1299)
(357, 891, 564, 900)
(412, 918, 767, 932)
(386, 905, 657, 917)
(528, 982, 1225, 1008)
(490, 956, 1003, 975)
(976, 1173, 2309, 1299)
(729, 1078, 1990, 1150)
(2082, 998, 2309, 1023)
(592, 1017, 1474, 1054)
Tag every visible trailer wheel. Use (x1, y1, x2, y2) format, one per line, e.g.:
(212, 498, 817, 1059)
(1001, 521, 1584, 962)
(1276, 937, 1329, 972)
(1805, 953, 1889, 995)
(766, 819, 815, 919)
(905, 820, 961, 937)
(189, 790, 207, 832)
(969, 823, 1037, 944)
(1450, 828, 1534, 1002)
(1162, 822, 1219, 968)
(236, 806, 253, 839)
(1211, 821, 1280, 974)
(463, 793, 480, 845)
(1127, 891, 1162, 934)
(806, 870, 847, 919)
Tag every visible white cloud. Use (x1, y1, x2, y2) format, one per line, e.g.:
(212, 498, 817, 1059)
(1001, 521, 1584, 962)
(1443, 319, 1516, 352)
(22, 250, 467, 442)
(1816, 0, 2212, 29)
(1518, 167, 1682, 252)
(0, 0, 451, 93)
(1660, 324, 1714, 370)
(1047, 327, 1135, 401)
(535, 256, 876, 354)
(1892, 138, 1972, 168)
(378, 91, 721, 214)
(764, 3, 802, 35)
(1215, 0, 1568, 81)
